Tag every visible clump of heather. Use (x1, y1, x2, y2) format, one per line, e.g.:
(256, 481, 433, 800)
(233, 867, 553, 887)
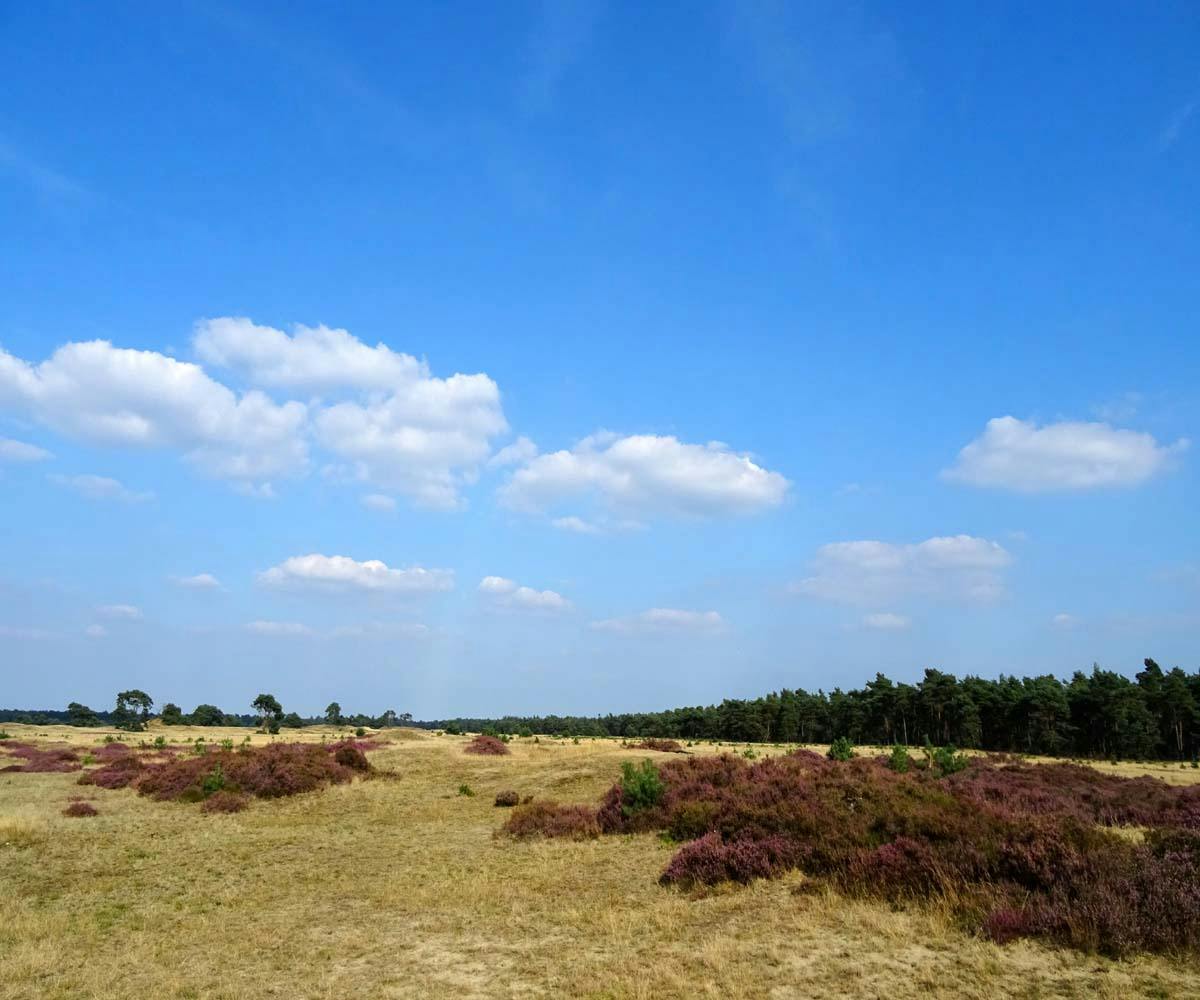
(629, 739, 686, 753)
(0, 742, 82, 773)
(464, 734, 510, 756)
(79, 755, 147, 789)
(502, 800, 600, 839)
(62, 801, 98, 818)
(332, 745, 370, 771)
(508, 750, 1200, 957)
(199, 790, 249, 814)
(494, 790, 520, 807)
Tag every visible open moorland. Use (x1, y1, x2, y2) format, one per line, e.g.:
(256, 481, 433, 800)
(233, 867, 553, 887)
(2, 724, 1200, 999)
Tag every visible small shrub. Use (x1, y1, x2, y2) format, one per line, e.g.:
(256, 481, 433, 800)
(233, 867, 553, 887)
(0, 730, 9, 740)
(153, 735, 166, 749)
(931, 744, 969, 776)
(200, 790, 249, 814)
(620, 759, 665, 816)
(827, 737, 854, 762)
(458, 783, 475, 797)
(742, 748, 757, 760)
(333, 745, 370, 771)
(660, 832, 802, 887)
(220, 738, 234, 751)
(887, 744, 910, 773)
(502, 800, 600, 839)
(983, 906, 1034, 945)
(355, 727, 366, 738)
(630, 738, 685, 753)
(62, 801, 98, 818)
(464, 735, 510, 756)
(494, 790, 520, 807)
(200, 763, 226, 796)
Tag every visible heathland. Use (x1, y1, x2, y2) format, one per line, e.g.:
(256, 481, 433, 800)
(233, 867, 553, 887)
(2, 724, 1199, 999)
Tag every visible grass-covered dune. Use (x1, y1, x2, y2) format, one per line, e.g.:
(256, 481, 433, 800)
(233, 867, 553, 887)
(3, 724, 1200, 998)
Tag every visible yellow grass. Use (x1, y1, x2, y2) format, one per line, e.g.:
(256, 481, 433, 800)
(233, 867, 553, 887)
(1, 726, 1198, 999)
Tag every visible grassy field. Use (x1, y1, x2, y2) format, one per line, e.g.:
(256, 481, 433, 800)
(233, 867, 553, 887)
(2, 725, 1199, 999)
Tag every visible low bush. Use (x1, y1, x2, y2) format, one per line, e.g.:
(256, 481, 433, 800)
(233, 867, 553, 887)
(458, 783, 475, 797)
(62, 801, 98, 818)
(502, 800, 600, 839)
(0, 742, 81, 773)
(630, 739, 685, 753)
(887, 744, 910, 773)
(827, 737, 854, 762)
(81, 742, 369, 808)
(464, 734, 510, 756)
(200, 791, 249, 814)
(660, 832, 802, 886)
(494, 790, 520, 807)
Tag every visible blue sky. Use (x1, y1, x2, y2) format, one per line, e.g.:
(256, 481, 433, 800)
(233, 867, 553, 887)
(1, 1, 1197, 717)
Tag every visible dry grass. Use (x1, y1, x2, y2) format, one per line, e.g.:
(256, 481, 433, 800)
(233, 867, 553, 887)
(1, 727, 1198, 998)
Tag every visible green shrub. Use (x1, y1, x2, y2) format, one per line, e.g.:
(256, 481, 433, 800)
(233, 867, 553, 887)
(887, 744, 910, 773)
(926, 741, 969, 775)
(620, 759, 665, 816)
(201, 763, 226, 796)
(0, 730, 9, 740)
(458, 783, 475, 797)
(827, 737, 854, 762)
(220, 738, 234, 751)
(742, 748, 757, 760)
(355, 727, 366, 738)
(444, 721, 462, 735)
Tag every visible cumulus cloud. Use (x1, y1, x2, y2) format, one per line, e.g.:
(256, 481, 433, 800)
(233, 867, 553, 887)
(48, 473, 154, 503)
(0, 437, 50, 462)
(172, 573, 221, 590)
(863, 612, 910, 630)
(258, 553, 454, 594)
(245, 620, 314, 637)
(792, 535, 1012, 605)
(499, 432, 789, 519)
(487, 436, 538, 469)
(98, 604, 143, 620)
(478, 575, 571, 612)
(943, 416, 1188, 492)
(1, 319, 514, 507)
(0, 340, 308, 490)
(590, 608, 725, 634)
(193, 317, 426, 393)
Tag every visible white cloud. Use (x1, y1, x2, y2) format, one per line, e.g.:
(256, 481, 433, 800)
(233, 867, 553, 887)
(0, 340, 308, 490)
(487, 436, 538, 469)
(478, 575, 571, 612)
(258, 553, 454, 594)
(245, 620, 314, 637)
(792, 535, 1012, 605)
(0, 437, 50, 462)
(943, 416, 1188, 492)
(361, 493, 397, 512)
(1052, 613, 1079, 628)
(98, 604, 142, 620)
(48, 473, 154, 503)
(172, 573, 221, 590)
(193, 317, 426, 393)
(499, 432, 789, 519)
(313, 371, 508, 509)
(552, 515, 602, 535)
(84, 624, 107, 638)
(863, 612, 910, 630)
(3, 320, 515, 508)
(591, 608, 725, 634)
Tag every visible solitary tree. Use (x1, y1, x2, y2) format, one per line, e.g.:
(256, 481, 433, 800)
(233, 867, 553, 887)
(160, 703, 184, 726)
(190, 704, 225, 727)
(325, 702, 342, 727)
(115, 690, 154, 731)
(252, 693, 283, 732)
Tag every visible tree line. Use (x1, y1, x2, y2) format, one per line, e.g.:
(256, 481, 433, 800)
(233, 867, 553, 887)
(430, 660, 1200, 762)
(2, 659, 1197, 761)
